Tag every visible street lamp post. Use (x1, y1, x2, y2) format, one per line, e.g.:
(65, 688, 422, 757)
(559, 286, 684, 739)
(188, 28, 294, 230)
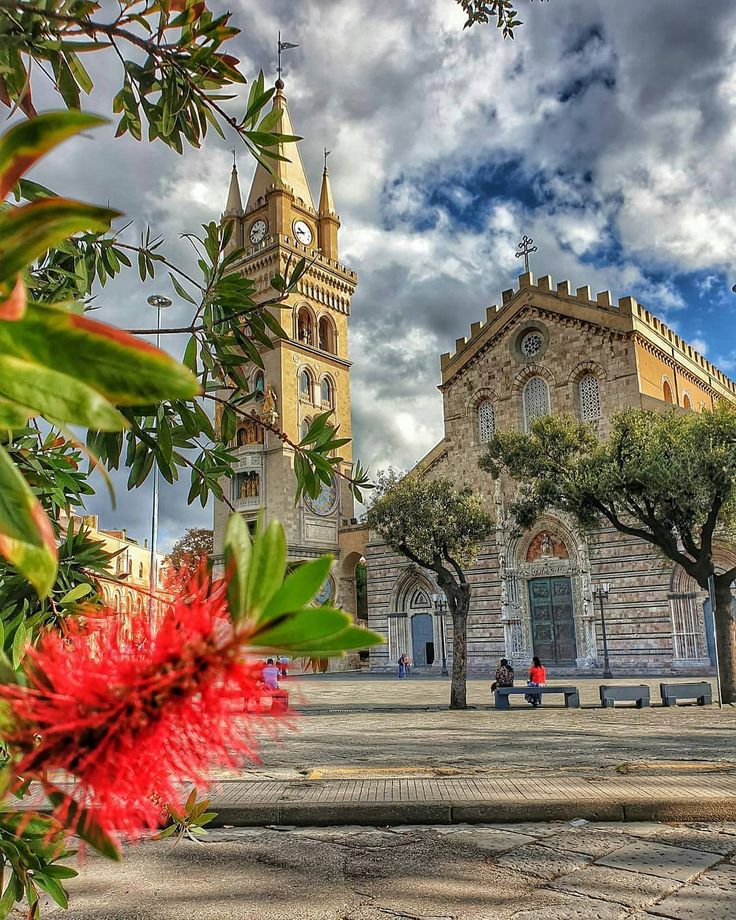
(592, 582, 613, 679)
(146, 295, 172, 625)
(431, 592, 449, 676)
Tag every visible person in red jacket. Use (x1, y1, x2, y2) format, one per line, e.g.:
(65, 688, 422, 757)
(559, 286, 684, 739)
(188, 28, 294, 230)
(525, 655, 547, 707)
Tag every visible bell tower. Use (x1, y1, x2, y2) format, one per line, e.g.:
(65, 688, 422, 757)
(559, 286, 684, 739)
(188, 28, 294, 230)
(213, 78, 357, 600)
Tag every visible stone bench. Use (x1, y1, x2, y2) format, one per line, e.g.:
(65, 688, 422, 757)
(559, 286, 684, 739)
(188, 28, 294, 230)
(660, 682, 712, 707)
(494, 686, 580, 710)
(599, 684, 650, 708)
(246, 689, 289, 714)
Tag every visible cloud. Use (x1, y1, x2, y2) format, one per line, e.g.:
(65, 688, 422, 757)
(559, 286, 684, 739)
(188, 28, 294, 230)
(29, 0, 736, 546)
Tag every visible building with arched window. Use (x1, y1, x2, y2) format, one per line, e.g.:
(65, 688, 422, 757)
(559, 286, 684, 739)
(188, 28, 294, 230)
(364, 272, 735, 676)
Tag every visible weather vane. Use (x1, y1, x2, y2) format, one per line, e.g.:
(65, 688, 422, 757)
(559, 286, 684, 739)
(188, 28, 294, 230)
(323, 147, 331, 171)
(515, 235, 537, 274)
(277, 31, 299, 81)
(230, 148, 236, 169)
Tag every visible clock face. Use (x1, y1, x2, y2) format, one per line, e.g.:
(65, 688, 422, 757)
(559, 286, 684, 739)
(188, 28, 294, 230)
(293, 219, 313, 246)
(304, 478, 338, 516)
(314, 576, 333, 606)
(249, 218, 267, 244)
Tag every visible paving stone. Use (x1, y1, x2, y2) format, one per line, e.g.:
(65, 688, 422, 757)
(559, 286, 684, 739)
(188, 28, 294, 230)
(654, 825, 736, 855)
(549, 865, 679, 908)
(510, 896, 628, 920)
(441, 827, 537, 853)
(537, 829, 634, 858)
(694, 863, 736, 892)
(597, 840, 721, 882)
(646, 885, 736, 920)
(486, 822, 568, 838)
(495, 844, 590, 880)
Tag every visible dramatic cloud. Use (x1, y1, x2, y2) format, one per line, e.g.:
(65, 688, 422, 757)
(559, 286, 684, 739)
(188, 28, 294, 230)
(34, 0, 736, 547)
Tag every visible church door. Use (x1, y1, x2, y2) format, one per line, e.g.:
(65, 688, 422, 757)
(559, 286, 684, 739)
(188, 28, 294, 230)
(411, 613, 435, 667)
(528, 576, 577, 665)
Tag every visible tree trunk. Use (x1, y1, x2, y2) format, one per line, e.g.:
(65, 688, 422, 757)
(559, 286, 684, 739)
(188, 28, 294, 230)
(713, 576, 736, 704)
(446, 583, 470, 710)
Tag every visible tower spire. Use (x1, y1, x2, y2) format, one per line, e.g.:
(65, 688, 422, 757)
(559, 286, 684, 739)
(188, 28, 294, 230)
(244, 81, 314, 212)
(319, 148, 336, 216)
(224, 151, 243, 216)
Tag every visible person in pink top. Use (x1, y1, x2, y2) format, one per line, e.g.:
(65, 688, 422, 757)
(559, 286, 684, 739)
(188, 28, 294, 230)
(525, 655, 547, 707)
(261, 658, 280, 690)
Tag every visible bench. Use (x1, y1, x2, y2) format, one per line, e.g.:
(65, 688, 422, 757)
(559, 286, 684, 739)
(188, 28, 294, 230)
(494, 686, 580, 710)
(660, 682, 712, 707)
(599, 684, 650, 708)
(246, 689, 289, 714)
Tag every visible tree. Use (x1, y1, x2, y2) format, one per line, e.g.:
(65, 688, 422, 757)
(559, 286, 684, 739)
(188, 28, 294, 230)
(367, 471, 494, 709)
(167, 528, 214, 573)
(482, 406, 736, 703)
(455, 0, 548, 35)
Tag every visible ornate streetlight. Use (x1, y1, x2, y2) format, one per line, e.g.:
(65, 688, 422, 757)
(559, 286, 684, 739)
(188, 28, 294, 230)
(146, 294, 172, 624)
(592, 582, 613, 678)
(431, 592, 449, 676)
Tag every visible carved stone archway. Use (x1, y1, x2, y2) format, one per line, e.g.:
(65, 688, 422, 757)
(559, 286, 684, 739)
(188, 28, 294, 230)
(500, 513, 596, 669)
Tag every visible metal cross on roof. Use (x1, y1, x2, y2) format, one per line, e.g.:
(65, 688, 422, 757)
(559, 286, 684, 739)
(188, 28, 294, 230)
(515, 235, 538, 274)
(323, 147, 332, 171)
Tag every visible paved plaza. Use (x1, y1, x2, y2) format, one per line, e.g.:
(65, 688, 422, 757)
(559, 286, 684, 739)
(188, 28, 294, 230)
(50, 821, 736, 919)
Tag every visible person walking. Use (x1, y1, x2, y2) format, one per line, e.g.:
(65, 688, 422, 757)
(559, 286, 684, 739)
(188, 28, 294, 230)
(525, 655, 547, 707)
(491, 657, 515, 692)
(398, 653, 411, 679)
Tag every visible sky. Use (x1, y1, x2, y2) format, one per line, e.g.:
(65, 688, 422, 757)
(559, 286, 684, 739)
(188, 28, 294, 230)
(29, 0, 736, 550)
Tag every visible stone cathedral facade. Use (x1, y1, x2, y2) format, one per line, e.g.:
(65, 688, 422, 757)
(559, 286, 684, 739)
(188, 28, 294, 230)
(212, 79, 365, 621)
(366, 272, 735, 675)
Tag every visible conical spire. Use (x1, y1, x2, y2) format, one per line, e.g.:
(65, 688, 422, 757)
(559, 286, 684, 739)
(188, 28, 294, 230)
(319, 162, 336, 216)
(224, 157, 243, 216)
(245, 82, 315, 211)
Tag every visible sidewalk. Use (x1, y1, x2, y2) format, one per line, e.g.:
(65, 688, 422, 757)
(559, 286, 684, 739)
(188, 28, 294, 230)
(208, 769, 736, 827)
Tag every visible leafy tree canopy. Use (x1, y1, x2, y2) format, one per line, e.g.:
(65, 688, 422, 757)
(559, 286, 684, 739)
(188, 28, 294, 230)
(367, 470, 493, 574)
(166, 527, 213, 572)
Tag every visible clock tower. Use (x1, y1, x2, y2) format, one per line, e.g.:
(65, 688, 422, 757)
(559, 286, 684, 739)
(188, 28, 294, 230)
(212, 78, 358, 608)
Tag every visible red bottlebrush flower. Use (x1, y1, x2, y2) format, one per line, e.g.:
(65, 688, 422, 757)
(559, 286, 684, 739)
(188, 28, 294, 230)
(0, 569, 288, 842)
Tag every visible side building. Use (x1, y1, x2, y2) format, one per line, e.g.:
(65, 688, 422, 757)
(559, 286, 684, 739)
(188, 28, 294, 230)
(366, 272, 735, 675)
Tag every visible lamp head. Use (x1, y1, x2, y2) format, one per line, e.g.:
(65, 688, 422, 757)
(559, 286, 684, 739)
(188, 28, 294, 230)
(147, 295, 172, 309)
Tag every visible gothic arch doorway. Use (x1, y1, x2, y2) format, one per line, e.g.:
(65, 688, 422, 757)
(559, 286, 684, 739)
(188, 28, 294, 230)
(388, 573, 437, 668)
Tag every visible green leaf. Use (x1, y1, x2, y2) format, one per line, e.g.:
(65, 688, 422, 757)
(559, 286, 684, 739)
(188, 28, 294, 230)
(59, 583, 92, 606)
(250, 607, 352, 651)
(0, 111, 105, 199)
(11, 621, 27, 669)
(42, 783, 121, 861)
(0, 302, 198, 406)
(0, 199, 119, 284)
(223, 513, 252, 623)
(183, 336, 198, 373)
(0, 398, 33, 429)
(245, 518, 287, 618)
(32, 874, 68, 909)
(0, 444, 57, 597)
(0, 355, 127, 430)
(259, 557, 333, 624)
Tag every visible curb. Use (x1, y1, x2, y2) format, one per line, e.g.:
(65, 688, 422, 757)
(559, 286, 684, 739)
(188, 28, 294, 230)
(209, 797, 736, 828)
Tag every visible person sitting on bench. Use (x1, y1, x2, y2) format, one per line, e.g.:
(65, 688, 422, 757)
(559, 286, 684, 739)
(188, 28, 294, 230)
(262, 658, 280, 691)
(525, 655, 547, 707)
(491, 658, 515, 692)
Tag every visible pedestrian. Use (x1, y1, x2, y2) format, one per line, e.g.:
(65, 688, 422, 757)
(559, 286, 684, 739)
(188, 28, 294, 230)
(262, 658, 280, 691)
(491, 657, 514, 692)
(397, 653, 411, 679)
(278, 655, 289, 680)
(525, 655, 547, 707)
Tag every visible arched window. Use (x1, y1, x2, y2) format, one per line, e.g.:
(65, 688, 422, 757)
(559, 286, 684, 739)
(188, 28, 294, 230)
(299, 369, 312, 400)
(579, 374, 601, 422)
(663, 379, 673, 404)
(318, 316, 336, 353)
(297, 307, 314, 346)
(253, 370, 265, 395)
(523, 376, 550, 431)
(300, 417, 311, 441)
(320, 377, 334, 407)
(138, 562, 143, 579)
(682, 391, 692, 410)
(477, 400, 495, 443)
